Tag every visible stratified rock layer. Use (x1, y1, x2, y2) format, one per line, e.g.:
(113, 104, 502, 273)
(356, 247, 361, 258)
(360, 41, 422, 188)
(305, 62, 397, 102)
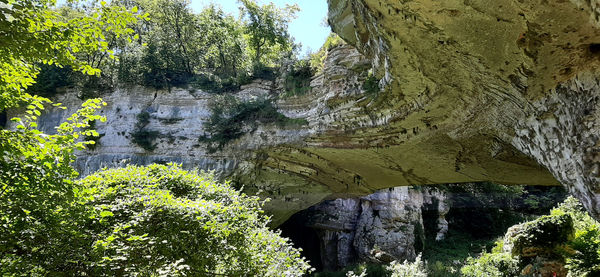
(327, 0, 600, 218)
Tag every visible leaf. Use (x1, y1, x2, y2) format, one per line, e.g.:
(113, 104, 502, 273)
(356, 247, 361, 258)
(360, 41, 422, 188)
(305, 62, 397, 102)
(100, 211, 114, 217)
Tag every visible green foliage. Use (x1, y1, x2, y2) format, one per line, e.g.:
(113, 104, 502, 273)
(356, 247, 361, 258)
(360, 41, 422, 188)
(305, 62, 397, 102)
(191, 72, 245, 93)
(239, 0, 299, 65)
(554, 197, 600, 276)
(107, 0, 299, 91)
(459, 197, 600, 277)
(362, 74, 380, 95)
(74, 164, 312, 276)
(314, 263, 389, 277)
(130, 111, 160, 151)
(507, 212, 574, 255)
(386, 254, 428, 277)
(0, 98, 107, 275)
(283, 59, 314, 97)
(25, 64, 73, 97)
(461, 245, 519, 277)
(309, 33, 345, 73)
(200, 96, 308, 151)
(83, 119, 104, 150)
(0, 0, 143, 110)
(422, 230, 499, 277)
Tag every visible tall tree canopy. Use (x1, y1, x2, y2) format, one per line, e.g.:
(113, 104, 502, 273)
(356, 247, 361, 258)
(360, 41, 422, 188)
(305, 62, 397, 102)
(239, 0, 299, 65)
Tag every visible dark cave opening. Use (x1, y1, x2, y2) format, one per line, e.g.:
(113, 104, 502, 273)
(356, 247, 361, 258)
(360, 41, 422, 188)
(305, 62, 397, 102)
(279, 210, 324, 271)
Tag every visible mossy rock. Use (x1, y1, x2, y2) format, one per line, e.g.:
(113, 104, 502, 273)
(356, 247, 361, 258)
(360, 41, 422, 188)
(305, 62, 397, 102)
(504, 213, 574, 257)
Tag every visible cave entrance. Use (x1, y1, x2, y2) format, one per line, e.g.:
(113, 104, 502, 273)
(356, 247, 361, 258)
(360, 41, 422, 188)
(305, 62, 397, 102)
(278, 210, 324, 271)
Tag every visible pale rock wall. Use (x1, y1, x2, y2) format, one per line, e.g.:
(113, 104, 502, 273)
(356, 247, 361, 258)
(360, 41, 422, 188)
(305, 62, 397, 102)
(303, 186, 448, 270)
(327, 0, 600, 218)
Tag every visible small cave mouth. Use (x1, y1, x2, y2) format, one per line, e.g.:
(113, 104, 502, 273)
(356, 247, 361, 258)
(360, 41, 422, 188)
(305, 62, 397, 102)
(589, 43, 600, 55)
(278, 211, 323, 271)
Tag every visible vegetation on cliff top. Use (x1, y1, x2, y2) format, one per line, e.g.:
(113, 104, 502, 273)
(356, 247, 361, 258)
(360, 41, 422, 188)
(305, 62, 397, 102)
(27, 0, 301, 96)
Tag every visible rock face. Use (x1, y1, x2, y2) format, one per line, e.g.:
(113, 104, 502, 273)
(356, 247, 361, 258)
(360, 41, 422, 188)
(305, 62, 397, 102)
(30, 45, 378, 225)
(327, 0, 600, 219)
(32, 0, 600, 223)
(284, 186, 448, 270)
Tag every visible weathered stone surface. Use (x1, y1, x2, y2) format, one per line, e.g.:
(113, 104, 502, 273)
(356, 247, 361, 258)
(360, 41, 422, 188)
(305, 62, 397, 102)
(502, 213, 574, 277)
(296, 186, 448, 270)
(327, 0, 600, 218)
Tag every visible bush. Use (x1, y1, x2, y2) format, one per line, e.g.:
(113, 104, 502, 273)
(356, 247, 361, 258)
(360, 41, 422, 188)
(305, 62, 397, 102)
(362, 74, 380, 95)
(75, 164, 312, 276)
(386, 254, 428, 277)
(314, 263, 388, 277)
(309, 33, 345, 73)
(554, 197, 600, 276)
(283, 59, 314, 97)
(191, 72, 244, 93)
(461, 245, 519, 277)
(1, 163, 313, 276)
(26, 64, 73, 97)
(83, 119, 104, 150)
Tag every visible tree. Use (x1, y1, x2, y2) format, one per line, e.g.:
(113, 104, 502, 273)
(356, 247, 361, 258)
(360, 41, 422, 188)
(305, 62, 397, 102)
(197, 4, 248, 77)
(0, 0, 144, 109)
(238, 0, 299, 65)
(0, 0, 141, 273)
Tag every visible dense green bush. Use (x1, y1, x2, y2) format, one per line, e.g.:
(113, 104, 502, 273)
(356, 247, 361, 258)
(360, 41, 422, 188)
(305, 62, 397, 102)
(555, 197, 600, 276)
(362, 75, 380, 95)
(309, 33, 345, 73)
(0, 99, 108, 276)
(76, 164, 312, 276)
(387, 254, 428, 277)
(460, 197, 600, 277)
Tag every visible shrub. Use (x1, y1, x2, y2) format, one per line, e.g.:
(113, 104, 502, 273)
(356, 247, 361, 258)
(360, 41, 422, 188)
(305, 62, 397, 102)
(26, 64, 73, 97)
(314, 263, 388, 277)
(75, 164, 312, 276)
(386, 254, 428, 277)
(191, 72, 243, 93)
(83, 119, 104, 150)
(554, 197, 600, 276)
(461, 248, 519, 277)
(309, 33, 345, 73)
(283, 59, 314, 97)
(362, 74, 380, 95)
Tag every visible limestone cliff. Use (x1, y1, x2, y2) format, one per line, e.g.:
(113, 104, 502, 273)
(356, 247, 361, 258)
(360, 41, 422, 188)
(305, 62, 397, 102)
(34, 0, 600, 223)
(327, 0, 600, 219)
(280, 186, 448, 271)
